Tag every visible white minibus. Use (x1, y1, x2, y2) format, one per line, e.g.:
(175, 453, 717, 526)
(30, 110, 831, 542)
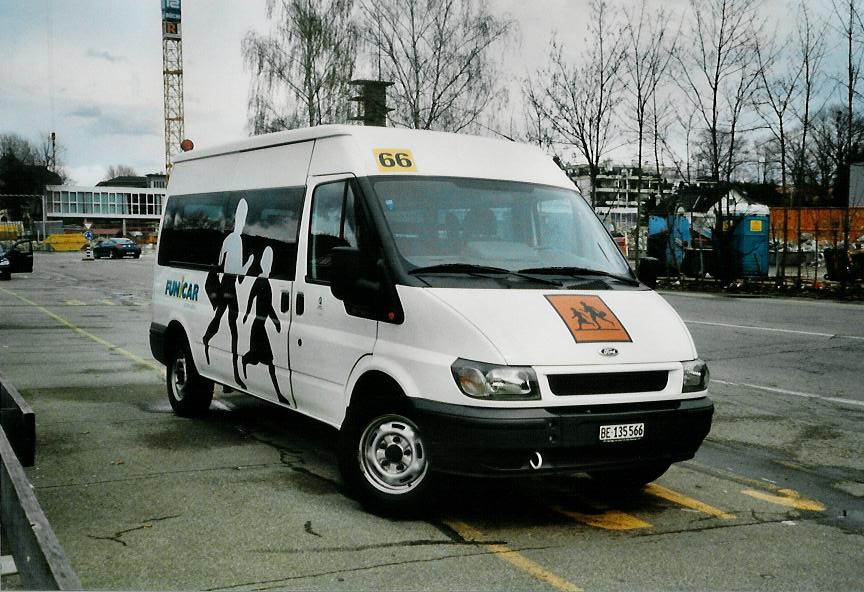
(150, 125, 712, 512)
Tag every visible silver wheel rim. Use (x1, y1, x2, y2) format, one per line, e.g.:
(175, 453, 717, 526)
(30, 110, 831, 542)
(171, 353, 188, 401)
(358, 414, 428, 494)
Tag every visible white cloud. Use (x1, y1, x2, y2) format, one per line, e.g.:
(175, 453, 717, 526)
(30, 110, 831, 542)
(66, 164, 108, 186)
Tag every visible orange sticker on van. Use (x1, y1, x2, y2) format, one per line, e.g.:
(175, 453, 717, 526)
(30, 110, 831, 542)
(545, 295, 632, 343)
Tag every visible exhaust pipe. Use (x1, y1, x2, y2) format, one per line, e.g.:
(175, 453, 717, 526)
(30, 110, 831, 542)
(529, 451, 543, 470)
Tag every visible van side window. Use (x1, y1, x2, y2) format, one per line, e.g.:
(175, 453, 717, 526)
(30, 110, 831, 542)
(237, 187, 305, 279)
(158, 193, 227, 268)
(308, 181, 359, 283)
(160, 187, 305, 275)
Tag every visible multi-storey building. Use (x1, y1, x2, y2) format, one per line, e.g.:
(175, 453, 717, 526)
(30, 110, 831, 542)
(44, 174, 167, 238)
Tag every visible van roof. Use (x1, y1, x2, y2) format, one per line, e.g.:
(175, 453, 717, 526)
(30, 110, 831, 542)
(173, 125, 576, 190)
(173, 124, 355, 162)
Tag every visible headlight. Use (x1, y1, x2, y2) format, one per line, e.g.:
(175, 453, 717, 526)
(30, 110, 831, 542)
(682, 359, 710, 392)
(0, 257, 9, 267)
(451, 358, 540, 400)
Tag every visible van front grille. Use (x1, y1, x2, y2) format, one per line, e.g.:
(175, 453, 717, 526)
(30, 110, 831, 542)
(547, 371, 669, 396)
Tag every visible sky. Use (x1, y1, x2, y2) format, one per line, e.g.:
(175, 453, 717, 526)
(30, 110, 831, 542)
(0, 0, 839, 187)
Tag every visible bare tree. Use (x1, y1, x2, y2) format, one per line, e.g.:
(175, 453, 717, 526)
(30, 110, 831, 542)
(832, 0, 864, 258)
(0, 133, 66, 221)
(623, 0, 676, 264)
(529, 0, 626, 207)
(650, 89, 668, 177)
(104, 165, 138, 180)
(243, 0, 358, 133)
(0, 132, 69, 182)
(754, 29, 805, 283)
(361, 0, 513, 131)
(0, 133, 38, 163)
(810, 106, 864, 204)
(521, 77, 555, 150)
(791, 2, 827, 190)
(660, 103, 699, 184)
(675, 0, 765, 183)
(755, 36, 803, 193)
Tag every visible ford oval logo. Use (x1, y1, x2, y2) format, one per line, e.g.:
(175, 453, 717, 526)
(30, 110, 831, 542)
(600, 347, 619, 357)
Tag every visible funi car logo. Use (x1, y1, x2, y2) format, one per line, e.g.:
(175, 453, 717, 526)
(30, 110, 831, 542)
(165, 277, 199, 301)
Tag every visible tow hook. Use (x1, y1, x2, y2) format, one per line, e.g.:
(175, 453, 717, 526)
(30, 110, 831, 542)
(529, 451, 543, 470)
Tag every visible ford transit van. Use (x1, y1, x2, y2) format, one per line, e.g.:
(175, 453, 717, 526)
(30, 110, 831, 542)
(150, 125, 712, 512)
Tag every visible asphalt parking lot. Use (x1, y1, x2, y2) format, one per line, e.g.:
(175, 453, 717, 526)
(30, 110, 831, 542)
(1, 251, 863, 591)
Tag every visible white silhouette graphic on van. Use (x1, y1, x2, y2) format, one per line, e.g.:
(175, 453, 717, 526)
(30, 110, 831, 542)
(241, 246, 285, 401)
(203, 199, 253, 388)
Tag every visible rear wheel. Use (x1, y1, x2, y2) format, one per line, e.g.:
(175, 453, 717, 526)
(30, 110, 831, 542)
(588, 462, 670, 488)
(338, 406, 432, 514)
(0, 270, 9, 281)
(166, 339, 213, 417)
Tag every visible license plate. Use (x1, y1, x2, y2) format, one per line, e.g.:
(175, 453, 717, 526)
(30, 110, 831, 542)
(599, 422, 645, 442)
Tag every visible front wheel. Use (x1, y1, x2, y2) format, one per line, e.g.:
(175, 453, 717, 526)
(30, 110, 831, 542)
(588, 462, 670, 488)
(166, 340, 213, 417)
(338, 409, 432, 513)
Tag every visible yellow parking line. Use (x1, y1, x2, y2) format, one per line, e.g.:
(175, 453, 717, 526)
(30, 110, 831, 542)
(0, 287, 165, 377)
(741, 488, 825, 512)
(64, 299, 87, 306)
(99, 299, 116, 306)
(645, 483, 735, 520)
(682, 461, 827, 513)
(445, 520, 583, 592)
(554, 507, 651, 530)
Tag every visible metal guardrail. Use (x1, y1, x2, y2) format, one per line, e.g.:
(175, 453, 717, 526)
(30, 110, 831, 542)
(1, 374, 35, 467)
(0, 374, 82, 590)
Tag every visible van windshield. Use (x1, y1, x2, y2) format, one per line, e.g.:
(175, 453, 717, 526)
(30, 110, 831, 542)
(368, 177, 632, 279)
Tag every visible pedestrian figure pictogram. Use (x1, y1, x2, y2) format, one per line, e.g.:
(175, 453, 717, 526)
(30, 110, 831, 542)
(581, 301, 615, 328)
(570, 307, 593, 330)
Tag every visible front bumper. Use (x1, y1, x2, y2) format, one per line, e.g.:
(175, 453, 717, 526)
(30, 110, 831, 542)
(411, 396, 713, 476)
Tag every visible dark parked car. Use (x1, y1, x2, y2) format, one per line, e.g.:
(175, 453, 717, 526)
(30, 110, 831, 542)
(93, 238, 142, 259)
(0, 239, 34, 280)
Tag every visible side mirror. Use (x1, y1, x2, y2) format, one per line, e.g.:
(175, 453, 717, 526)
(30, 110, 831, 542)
(637, 257, 660, 288)
(330, 246, 363, 301)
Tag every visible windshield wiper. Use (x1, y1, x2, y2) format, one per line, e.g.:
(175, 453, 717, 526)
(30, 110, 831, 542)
(517, 266, 639, 286)
(409, 263, 563, 286)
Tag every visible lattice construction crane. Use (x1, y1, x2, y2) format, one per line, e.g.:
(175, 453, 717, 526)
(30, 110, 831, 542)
(161, 0, 185, 177)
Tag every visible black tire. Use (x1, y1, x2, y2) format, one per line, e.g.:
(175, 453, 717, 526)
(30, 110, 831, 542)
(338, 404, 433, 514)
(0, 271, 10, 281)
(588, 462, 670, 488)
(133, 253, 140, 259)
(166, 339, 213, 417)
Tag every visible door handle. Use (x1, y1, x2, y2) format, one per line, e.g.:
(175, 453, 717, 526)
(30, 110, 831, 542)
(296, 292, 305, 316)
(281, 291, 291, 313)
